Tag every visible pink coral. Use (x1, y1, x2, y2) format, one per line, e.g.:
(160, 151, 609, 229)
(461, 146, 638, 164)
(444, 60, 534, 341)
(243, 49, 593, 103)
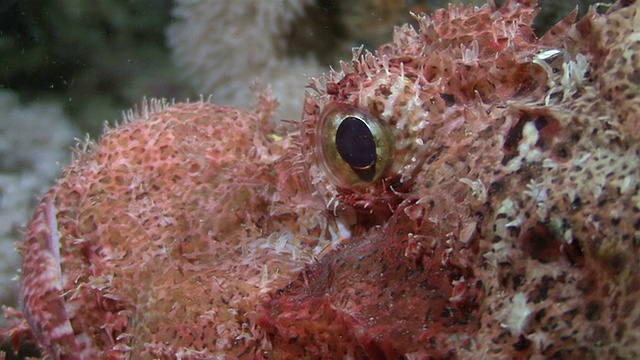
(3, 0, 640, 358)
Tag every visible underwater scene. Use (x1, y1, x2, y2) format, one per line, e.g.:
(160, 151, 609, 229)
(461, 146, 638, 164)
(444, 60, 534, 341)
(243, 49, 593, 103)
(3, 0, 638, 358)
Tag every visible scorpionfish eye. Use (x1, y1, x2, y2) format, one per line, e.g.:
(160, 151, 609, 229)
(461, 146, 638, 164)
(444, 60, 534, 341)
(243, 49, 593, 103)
(316, 102, 394, 187)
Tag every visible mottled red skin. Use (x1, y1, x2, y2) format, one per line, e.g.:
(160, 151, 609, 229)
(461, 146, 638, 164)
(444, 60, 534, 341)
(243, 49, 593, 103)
(3, 0, 640, 359)
(260, 0, 640, 358)
(260, 224, 482, 359)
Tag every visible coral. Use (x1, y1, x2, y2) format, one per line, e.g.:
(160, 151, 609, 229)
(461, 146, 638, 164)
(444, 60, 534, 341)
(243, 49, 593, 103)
(0, 91, 77, 311)
(3, 0, 640, 358)
(167, 0, 323, 120)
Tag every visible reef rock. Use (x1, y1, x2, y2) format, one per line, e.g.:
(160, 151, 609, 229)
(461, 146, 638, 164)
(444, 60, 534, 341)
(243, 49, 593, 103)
(0, 91, 77, 311)
(3, 0, 640, 358)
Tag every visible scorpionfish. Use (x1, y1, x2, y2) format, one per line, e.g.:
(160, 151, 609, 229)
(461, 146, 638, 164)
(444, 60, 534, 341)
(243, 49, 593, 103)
(2, 0, 640, 358)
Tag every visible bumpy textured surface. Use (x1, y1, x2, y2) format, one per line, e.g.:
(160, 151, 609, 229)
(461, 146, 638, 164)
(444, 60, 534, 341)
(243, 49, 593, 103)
(2, 0, 640, 358)
(11, 96, 339, 358)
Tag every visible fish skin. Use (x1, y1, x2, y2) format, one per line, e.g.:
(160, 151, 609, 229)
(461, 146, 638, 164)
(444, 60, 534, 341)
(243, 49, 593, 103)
(3, 0, 640, 358)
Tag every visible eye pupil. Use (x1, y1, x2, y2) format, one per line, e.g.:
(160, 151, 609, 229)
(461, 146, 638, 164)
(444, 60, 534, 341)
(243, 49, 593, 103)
(316, 103, 394, 187)
(335, 116, 377, 169)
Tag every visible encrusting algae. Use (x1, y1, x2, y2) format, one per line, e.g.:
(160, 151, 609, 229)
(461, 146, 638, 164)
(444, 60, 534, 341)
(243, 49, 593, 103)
(2, 0, 640, 358)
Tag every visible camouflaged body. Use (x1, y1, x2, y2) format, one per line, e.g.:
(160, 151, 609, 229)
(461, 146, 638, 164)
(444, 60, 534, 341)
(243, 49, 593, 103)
(271, 0, 640, 357)
(4, 0, 640, 358)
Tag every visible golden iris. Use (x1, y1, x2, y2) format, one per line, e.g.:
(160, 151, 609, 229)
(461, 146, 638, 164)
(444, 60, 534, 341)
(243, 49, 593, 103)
(316, 103, 395, 187)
